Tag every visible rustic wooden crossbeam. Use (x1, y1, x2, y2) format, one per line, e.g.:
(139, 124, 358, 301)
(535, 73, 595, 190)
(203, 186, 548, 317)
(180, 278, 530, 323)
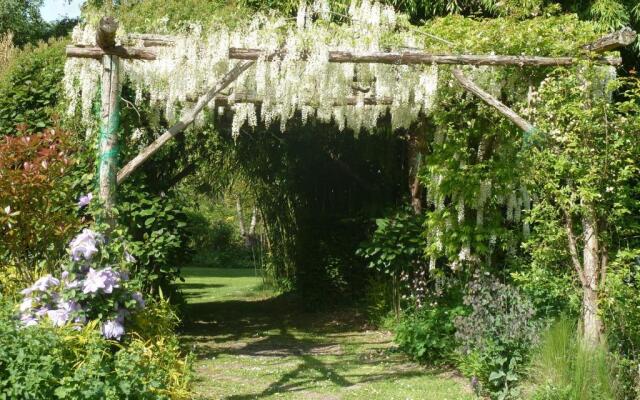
(66, 45, 157, 60)
(186, 93, 393, 106)
(66, 45, 622, 66)
(67, 27, 637, 66)
(125, 28, 636, 55)
(228, 48, 622, 66)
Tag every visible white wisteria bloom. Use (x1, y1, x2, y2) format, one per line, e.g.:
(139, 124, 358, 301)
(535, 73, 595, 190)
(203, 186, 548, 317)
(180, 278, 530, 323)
(63, 1, 439, 138)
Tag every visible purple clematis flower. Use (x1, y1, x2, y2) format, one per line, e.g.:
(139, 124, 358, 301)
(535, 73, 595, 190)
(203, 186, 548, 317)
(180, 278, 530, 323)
(20, 314, 38, 327)
(83, 267, 120, 294)
(69, 229, 101, 261)
(21, 274, 60, 296)
(47, 308, 70, 327)
(77, 193, 93, 208)
(19, 297, 34, 313)
(101, 319, 125, 340)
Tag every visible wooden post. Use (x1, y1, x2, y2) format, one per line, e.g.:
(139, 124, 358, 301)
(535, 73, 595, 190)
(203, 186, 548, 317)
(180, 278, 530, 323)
(97, 17, 121, 227)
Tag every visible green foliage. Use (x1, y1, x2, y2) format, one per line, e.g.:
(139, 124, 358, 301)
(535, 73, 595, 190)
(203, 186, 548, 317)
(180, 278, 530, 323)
(0, 39, 66, 135)
(395, 303, 465, 364)
(455, 273, 542, 399)
(0, 0, 43, 46)
(0, 297, 191, 399)
(117, 184, 190, 294)
(528, 319, 620, 400)
(358, 210, 425, 277)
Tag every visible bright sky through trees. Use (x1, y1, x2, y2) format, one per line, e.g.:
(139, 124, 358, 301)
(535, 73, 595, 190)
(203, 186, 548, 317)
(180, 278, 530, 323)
(40, 0, 83, 21)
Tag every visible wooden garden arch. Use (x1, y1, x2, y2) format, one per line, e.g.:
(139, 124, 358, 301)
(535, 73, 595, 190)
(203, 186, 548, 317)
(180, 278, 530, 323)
(65, 17, 637, 222)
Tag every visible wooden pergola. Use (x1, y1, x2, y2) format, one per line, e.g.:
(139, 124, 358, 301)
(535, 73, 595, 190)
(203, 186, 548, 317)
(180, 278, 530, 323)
(65, 17, 637, 223)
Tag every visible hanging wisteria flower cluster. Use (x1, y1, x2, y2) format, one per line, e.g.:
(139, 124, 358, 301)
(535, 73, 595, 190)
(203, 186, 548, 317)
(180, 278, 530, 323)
(18, 214, 144, 340)
(64, 0, 439, 138)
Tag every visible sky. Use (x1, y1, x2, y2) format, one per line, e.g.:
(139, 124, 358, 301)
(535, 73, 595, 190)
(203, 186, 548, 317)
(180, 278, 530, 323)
(40, 0, 84, 22)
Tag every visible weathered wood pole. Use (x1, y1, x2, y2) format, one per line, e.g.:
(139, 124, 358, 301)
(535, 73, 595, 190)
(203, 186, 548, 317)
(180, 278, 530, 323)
(97, 17, 121, 227)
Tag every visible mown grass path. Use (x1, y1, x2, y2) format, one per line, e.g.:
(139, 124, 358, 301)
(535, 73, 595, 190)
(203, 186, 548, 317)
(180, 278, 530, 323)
(179, 267, 473, 400)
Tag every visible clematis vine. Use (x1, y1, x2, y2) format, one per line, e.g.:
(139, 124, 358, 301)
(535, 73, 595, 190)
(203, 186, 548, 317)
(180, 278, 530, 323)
(17, 219, 145, 340)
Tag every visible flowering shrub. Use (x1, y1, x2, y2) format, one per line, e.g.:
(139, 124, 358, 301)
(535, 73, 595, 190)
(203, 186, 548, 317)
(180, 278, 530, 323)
(0, 297, 191, 399)
(0, 126, 79, 287)
(455, 272, 542, 399)
(18, 226, 145, 340)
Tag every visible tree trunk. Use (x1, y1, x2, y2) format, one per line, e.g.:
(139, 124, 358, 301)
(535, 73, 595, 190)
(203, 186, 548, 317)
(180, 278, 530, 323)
(235, 197, 246, 237)
(581, 208, 602, 345)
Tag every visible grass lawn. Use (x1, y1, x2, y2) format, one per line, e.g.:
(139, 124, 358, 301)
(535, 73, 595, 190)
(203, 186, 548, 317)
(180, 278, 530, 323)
(179, 267, 475, 400)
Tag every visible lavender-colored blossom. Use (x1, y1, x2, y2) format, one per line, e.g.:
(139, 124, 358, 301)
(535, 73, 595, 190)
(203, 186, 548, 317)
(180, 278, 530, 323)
(65, 279, 83, 289)
(35, 307, 49, 317)
(77, 193, 93, 208)
(131, 292, 145, 309)
(69, 229, 101, 261)
(83, 267, 120, 294)
(101, 319, 125, 340)
(61, 271, 69, 281)
(19, 297, 33, 313)
(20, 314, 38, 327)
(47, 309, 70, 327)
(21, 275, 60, 296)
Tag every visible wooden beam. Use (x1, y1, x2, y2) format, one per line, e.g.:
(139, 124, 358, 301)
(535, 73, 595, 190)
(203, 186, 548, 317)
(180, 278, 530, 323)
(582, 27, 637, 53)
(96, 16, 118, 49)
(229, 48, 622, 66)
(66, 45, 157, 60)
(185, 93, 393, 105)
(99, 54, 121, 227)
(451, 68, 535, 133)
(126, 33, 175, 47)
(116, 61, 255, 184)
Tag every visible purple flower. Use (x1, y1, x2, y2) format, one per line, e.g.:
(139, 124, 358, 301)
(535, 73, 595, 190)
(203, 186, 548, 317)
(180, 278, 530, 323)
(65, 279, 83, 289)
(21, 274, 60, 296)
(61, 271, 69, 281)
(20, 314, 38, 327)
(77, 193, 93, 208)
(69, 229, 101, 261)
(19, 297, 33, 313)
(101, 319, 125, 340)
(131, 292, 145, 309)
(35, 307, 49, 317)
(83, 267, 120, 294)
(47, 308, 70, 327)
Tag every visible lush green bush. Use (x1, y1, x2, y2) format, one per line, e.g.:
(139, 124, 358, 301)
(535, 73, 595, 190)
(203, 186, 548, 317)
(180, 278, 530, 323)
(0, 39, 66, 135)
(395, 303, 465, 364)
(0, 296, 191, 399)
(528, 319, 620, 400)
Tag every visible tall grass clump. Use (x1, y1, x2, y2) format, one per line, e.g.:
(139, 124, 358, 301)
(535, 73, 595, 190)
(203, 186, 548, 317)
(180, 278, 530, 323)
(529, 318, 620, 400)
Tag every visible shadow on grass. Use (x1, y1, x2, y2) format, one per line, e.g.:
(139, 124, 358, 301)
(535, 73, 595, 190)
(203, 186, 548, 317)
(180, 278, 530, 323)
(180, 269, 444, 399)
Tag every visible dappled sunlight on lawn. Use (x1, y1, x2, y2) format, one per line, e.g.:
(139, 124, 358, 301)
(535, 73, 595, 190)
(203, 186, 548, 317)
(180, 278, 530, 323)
(179, 268, 473, 400)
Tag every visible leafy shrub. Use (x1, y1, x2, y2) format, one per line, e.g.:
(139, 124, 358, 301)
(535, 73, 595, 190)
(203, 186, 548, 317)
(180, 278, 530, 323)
(528, 319, 620, 400)
(0, 127, 80, 288)
(455, 272, 542, 399)
(395, 303, 465, 364)
(0, 39, 66, 135)
(357, 209, 427, 313)
(118, 186, 190, 294)
(0, 297, 191, 399)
